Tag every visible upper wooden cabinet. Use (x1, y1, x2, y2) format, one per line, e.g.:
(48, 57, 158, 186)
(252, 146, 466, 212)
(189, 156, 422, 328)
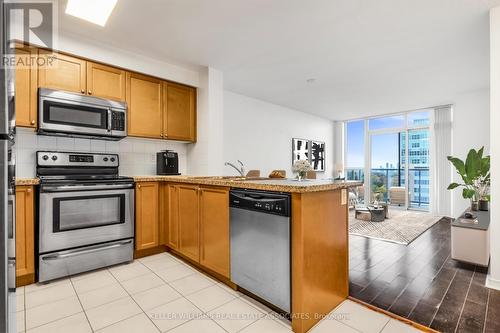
(163, 82, 196, 141)
(15, 46, 38, 128)
(126, 72, 163, 139)
(200, 187, 230, 278)
(135, 182, 159, 251)
(16, 186, 35, 285)
(38, 51, 86, 94)
(87, 62, 126, 101)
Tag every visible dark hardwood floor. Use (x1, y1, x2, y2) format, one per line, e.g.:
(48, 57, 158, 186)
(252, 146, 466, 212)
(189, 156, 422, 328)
(349, 218, 500, 333)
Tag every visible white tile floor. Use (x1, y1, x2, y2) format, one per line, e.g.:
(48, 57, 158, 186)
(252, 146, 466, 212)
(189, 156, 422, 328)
(15, 252, 422, 333)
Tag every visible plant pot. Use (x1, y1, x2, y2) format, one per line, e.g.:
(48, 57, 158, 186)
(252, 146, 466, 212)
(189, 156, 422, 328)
(479, 200, 490, 211)
(471, 200, 479, 211)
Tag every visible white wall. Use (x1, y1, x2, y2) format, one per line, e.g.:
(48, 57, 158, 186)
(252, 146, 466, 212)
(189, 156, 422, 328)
(488, 6, 500, 291)
(186, 68, 225, 175)
(223, 91, 335, 178)
(450, 88, 490, 217)
(15, 128, 187, 178)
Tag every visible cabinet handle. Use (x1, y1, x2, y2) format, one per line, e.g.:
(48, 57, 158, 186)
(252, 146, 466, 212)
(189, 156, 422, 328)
(27, 188, 32, 193)
(137, 184, 141, 189)
(30, 120, 35, 125)
(160, 134, 163, 138)
(81, 89, 85, 94)
(88, 91, 92, 95)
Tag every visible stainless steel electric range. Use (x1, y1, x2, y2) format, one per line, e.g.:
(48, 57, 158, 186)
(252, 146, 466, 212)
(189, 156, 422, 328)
(36, 151, 134, 282)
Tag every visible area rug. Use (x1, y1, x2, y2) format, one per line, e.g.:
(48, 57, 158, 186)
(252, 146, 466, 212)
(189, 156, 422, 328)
(348, 209, 442, 245)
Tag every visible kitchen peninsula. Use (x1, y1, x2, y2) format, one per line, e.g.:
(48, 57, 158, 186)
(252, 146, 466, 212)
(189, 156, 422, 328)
(15, 175, 360, 333)
(133, 176, 360, 333)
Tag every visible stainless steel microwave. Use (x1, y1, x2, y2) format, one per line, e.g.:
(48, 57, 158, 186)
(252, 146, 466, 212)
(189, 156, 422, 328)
(38, 88, 127, 140)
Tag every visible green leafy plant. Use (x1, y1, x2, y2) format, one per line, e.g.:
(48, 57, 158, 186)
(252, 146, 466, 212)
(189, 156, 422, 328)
(447, 147, 490, 202)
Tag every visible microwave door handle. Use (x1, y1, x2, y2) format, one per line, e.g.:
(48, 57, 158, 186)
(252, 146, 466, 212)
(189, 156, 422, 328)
(107, 109, 112, 132)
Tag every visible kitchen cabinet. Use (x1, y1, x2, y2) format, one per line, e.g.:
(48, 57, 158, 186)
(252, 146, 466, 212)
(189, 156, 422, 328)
(38, 51, 87, 94)
(87, 62, 126, 101)
(126, 72, 163, 139)
(200, 187, 230, 278)
(167, 183, 229, 277)
(177, 184, 200, 262)
(166, 184, 180, 250)
(15, 46, 38, 128)
(135, 182, 159, 250)
(163, 82, 196, 141)
(15, 186, 35, 285)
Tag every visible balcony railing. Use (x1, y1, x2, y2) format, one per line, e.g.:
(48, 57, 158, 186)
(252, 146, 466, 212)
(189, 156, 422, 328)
(345, 167, 429, 208)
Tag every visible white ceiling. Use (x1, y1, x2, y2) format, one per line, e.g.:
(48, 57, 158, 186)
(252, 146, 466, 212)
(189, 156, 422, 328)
(57, 0, 500, 120)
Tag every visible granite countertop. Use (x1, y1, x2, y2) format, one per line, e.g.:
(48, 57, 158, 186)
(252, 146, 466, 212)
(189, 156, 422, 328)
(133, 175, 362, 193)
(15, 175, 362, 193)
(15, 178, 40, 186)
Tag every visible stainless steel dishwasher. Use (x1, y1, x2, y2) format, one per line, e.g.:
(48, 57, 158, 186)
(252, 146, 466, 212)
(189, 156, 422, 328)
(230, 189, 291, 313)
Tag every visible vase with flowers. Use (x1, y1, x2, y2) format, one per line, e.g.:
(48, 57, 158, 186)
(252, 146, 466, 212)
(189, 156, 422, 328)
(292, 160, 313, 181)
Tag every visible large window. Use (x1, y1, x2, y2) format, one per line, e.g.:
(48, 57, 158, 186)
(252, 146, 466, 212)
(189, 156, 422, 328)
(344, 110, 431, 210)
(345, 120, 365, 182)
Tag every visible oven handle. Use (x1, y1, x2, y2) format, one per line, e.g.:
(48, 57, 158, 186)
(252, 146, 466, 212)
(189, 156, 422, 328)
(41, 239, 133, 261)
(107, 109, 112, 132)
(41, 183, 134, 192)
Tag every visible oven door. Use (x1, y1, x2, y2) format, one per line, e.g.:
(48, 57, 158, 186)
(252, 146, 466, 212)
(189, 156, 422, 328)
(39, 183, 134, 253)
(39, 96, 112, 137)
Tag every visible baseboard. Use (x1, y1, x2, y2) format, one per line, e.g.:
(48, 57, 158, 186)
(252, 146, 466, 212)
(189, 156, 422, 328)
(16, 273, 35, 287)
(486, 274, 500, 291)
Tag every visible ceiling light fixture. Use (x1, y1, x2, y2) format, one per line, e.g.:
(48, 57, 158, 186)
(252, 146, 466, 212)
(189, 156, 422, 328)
(65, 0, 118, 27)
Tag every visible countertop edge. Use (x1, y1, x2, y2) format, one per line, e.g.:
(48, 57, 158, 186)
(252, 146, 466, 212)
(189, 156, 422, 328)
(15, 176, 362, 193)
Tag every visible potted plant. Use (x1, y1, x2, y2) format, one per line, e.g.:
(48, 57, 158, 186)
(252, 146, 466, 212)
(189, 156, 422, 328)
(292, 159, 313, 181)
(372, 185, 387, 208)
(447, 147, 490, 211)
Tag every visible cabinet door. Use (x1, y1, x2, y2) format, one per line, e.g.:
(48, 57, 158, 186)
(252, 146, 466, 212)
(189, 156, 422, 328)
(167, 185, 179, 250)
(178, 185, 200, 261)
(200, 187, 230, 278)
(158, 183, 169, 246)
(135, 182, 159, 250)
(163, 82, 196, 141)
(127, 73, 163, 138)
(87, 62, 126, 101)
(38, 51, 86, 94)
(15, 46, 38, 128)
(15, 186, 34, 278)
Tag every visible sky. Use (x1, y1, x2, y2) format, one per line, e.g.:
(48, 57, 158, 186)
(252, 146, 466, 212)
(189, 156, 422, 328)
(346, 111, 430, 169)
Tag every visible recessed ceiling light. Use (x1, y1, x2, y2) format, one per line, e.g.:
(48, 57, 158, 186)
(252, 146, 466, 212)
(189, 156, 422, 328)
(66, 0, 118, 27)
(306, 78, 316, 83)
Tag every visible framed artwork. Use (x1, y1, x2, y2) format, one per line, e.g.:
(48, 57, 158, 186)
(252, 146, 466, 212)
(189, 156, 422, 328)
(291, 138, 326, 172)
(311, 140, 325, 171)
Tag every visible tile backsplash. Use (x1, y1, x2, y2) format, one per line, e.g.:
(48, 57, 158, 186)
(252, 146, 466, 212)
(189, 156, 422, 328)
(15, 128, 188, 178)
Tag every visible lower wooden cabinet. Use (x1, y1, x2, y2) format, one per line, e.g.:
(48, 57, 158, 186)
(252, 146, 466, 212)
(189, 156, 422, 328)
(135, 182, 159, 250)
(177, 184, 200, 262)
(135, 182, 230, 278)
(166, 183, 230, 278)
(199, 187, 230, 278)
(15, 186, 35, 285)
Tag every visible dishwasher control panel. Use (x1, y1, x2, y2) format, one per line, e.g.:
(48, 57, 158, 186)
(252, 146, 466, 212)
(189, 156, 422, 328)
(229, 190, 290, 217)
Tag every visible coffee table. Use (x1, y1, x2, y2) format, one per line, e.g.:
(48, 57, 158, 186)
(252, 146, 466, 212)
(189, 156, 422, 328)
(355, 205, 386, 222)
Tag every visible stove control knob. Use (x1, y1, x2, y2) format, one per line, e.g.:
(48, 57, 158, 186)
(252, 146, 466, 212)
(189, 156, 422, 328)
(51, 155, 58, 161)
(42, 155, 49, 161)
(110, 157, 116, 162)
(103, 157, 109, 162)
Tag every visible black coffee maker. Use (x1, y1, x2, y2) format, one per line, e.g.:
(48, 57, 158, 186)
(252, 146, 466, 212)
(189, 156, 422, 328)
(156, 150, 180, 175)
